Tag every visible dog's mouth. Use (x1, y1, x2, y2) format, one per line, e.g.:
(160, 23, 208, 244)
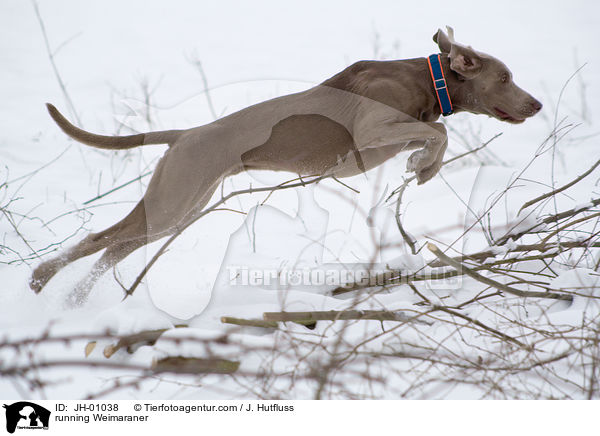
(493, 107, 525, 124)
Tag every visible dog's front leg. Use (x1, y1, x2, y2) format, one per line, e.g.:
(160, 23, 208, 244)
(353, 109, 448, 183)
(405, 124, 448, 184)
(411, 136, 448, 184)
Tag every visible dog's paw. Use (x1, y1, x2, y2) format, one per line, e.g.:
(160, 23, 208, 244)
(406, 149, 425, 172)
(29, 276, 44, 294)
(29, 264, 52, 294)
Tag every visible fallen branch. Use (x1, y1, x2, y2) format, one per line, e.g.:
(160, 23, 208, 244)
(1, 356, 240, 377)
(99, 325, 188, 358)
(102, 328, 170, 358)
(262, 310, 432, 325)
(220, 316, 278, 329)
(152, 357, 240, 375)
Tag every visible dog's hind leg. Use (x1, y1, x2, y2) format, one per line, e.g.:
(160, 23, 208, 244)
(29, 200, 147, 293)
(65, 237, 149, 307)
(63, 200, 154, 306)
(65, 173, 226, 306)
(34, 137, 237, 300)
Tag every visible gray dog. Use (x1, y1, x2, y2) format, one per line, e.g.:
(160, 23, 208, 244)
(31, 27, 542, 303)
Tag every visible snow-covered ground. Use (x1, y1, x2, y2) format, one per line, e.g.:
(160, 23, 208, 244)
(1, 0, 599, 399)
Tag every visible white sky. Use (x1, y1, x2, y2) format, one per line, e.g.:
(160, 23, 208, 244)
(1, 0, 597, 132)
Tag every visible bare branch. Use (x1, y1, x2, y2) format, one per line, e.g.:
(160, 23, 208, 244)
(427, 243, 572, 301)
(519, 157, 600, 214)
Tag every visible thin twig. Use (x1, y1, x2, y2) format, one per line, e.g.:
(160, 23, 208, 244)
(432, 305, 527, 348)
(31, 0, 81, 125)
(394, 180, 417, 255)
(83, 171, 153, 205)
(519, 157, 600, 214)
(124, 175, 329, 297)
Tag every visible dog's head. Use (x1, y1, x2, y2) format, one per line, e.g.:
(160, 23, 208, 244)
(433, 26, 542, 123)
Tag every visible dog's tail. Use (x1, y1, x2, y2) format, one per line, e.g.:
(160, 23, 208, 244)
(46, 103, 183, 149)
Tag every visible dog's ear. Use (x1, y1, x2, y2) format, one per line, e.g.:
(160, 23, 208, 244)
(433, 27, 452, 53)
(448, 44, 483, 79)
(435, 27, 483, 79)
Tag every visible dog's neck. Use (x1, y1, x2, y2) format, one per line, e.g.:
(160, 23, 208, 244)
(320, 57, 473, 122)
(436, 55, 471, 116)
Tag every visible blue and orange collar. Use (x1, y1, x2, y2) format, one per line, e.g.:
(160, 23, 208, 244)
(427, 54, 453, 116)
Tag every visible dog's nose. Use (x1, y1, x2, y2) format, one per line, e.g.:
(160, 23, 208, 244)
(530, 99, 542, 113)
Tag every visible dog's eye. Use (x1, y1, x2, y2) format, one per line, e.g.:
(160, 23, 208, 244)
(500, 74, 509, 83)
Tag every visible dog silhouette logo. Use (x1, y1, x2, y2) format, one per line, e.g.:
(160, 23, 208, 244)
(3, 402, 50, 433)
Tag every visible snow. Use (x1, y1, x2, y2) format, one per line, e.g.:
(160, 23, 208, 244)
(574, 201, 595, 212)
(1, 0, 599, 399)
